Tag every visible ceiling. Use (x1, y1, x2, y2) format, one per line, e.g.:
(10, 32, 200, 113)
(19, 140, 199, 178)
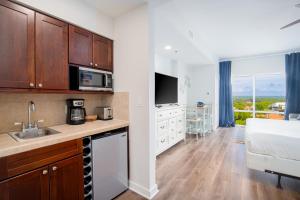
(83, 0, 146, 18)
(154, 0, 300, 61)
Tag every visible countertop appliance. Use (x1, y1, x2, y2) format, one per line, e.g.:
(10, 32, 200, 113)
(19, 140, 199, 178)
(69, 65, 113, 92)
(96, 107, 113, 120)
(66, 99, 86, 125)
(82, 128, 128, 200)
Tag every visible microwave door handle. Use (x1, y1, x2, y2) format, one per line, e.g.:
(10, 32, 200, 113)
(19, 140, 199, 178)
(105, 74, 108, 88)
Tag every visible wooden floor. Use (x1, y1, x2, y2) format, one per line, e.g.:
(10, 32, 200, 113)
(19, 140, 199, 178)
(117, 127, 300, 200)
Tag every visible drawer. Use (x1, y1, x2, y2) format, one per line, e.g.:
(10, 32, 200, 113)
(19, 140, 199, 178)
(157, 120, 168, 136)
(0, 139, 82, 181)
(157, 110, 173, 120)
(158, 135, 169, 150)
(169, 117, 176, 127)
(177, 129, 185, 139)
(173, 108, 184, 116)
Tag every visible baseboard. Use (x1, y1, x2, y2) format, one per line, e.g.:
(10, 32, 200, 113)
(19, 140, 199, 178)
(129, 180, 159, 199)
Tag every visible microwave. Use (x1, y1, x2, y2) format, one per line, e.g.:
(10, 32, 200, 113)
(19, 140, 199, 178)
(69, 65, 113, 91)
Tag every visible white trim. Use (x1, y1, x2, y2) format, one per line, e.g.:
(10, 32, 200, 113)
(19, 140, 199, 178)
(129, 181, 159, 199)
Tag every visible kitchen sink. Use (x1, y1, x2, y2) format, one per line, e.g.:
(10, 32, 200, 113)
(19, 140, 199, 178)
(10, 128, 61, 141)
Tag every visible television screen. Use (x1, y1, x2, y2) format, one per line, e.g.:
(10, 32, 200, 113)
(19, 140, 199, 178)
(155, 73, 178, 105)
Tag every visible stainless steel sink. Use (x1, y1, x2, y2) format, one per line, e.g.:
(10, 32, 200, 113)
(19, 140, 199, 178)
(10, 128, 61, 141)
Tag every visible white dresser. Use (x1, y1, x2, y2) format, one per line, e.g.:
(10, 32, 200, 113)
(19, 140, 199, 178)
(155, 106, 186, 155)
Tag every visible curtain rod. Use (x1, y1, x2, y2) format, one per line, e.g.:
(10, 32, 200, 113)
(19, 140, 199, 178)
(220, 48, 300, 62)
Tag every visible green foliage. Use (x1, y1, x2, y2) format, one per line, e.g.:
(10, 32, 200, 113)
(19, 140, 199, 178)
(233, 96, 285, 125)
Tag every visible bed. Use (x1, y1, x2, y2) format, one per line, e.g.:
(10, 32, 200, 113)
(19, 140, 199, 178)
(245, 118, 300, 188)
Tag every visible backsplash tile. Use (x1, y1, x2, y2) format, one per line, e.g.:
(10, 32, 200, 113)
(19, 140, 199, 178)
(0, 92, 129, 134)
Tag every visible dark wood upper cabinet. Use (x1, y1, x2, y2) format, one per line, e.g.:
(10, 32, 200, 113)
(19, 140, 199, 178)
(0, 167, 49, 200)
(35, 13, 68, 90)
(69, 25, 93, 67)
(49, 155, 84, 200)
(0, 0, 35, 89)
(93, 35, 113, 71)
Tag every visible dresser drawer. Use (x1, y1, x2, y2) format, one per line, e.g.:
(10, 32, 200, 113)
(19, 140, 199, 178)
(157, 110, 173, 121)
(177, 115, 185, 128)
(158, 135, 169, 150)
(177, 129, 185, 139)
(157, 120, 168, 136)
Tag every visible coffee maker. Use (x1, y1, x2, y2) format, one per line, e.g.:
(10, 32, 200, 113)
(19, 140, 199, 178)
(66, 99, 86, 125)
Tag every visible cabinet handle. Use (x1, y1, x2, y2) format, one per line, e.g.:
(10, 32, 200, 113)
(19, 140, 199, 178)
(38, 83, 43, 88)
(95, 63, 98, 67)
(160, 126, 164, 129)
(161, 139, 165, 143)
(42, 170, 48, 175)
(29, 82, 34, 87)
(52, 166, 58, 171)
(90, 62, 93, 66)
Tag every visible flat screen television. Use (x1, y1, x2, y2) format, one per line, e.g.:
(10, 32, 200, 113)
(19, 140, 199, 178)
(155, 73, 178, 105)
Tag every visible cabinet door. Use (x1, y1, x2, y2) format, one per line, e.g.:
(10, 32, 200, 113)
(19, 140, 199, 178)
(35, 13, 68, 90)
(0, 0, 35, 88)
(49, 155, 84, 200)
(93, 34, 113, 71)
(0, 167, 49, 200)
(69, 25, 93, 67)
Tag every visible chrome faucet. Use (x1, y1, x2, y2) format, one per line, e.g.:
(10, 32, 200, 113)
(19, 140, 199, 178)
(28, 101, 35, 129)
(14, 101, 44, 132)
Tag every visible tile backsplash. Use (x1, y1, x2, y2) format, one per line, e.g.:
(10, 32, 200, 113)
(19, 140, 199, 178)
(0, 92, 129, 134)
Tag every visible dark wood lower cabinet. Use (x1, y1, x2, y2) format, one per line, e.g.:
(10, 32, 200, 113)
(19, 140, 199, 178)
(0, 167, 49, 200)
(50, 155, 84, 200)
(0, 140, 84, 200)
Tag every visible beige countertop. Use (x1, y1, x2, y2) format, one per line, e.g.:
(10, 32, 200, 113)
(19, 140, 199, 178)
(0, 119, 129, 158)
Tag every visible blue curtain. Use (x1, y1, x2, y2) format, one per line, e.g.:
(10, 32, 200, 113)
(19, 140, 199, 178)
(285, 53, 300, 119)
(219, 61, 235, 127)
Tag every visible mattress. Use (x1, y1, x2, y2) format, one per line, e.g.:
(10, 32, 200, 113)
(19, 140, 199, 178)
(245, 118, 300, 161)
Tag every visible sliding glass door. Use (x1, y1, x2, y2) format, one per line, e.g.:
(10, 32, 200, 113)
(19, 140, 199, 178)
(232, 74, 285, 125)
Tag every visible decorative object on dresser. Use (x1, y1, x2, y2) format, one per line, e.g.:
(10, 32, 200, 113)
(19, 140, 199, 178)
(156, 105, 186, 155)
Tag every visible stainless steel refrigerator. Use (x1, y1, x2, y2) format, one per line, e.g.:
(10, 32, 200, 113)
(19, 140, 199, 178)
(92, 131, 128, 200)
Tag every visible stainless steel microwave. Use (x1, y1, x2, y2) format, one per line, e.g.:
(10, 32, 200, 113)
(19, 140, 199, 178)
(69, 65, 113, 91)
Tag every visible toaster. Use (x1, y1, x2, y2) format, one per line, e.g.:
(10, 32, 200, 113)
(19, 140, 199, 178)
(96, 107, 113, 120)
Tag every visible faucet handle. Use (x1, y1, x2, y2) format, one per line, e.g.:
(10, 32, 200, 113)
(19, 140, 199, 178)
(14, 122, 25, 131)
(34, 119, 44, 128)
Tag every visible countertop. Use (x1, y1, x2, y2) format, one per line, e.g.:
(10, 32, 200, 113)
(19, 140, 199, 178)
(0, 119, 129, 158)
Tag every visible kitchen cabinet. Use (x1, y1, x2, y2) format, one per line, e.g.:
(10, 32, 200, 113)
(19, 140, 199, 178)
(0, 139, 84, 200)
(36, 13, 68, 90)
(69, 25, 113, 71)
(93, 35, 113, 71)
(0, 0, 114, 93)
(0, 167, 49, 200)
(0, 0, 35, 89)
(69, 25, 93, 67)
(50, 155, 84, 200)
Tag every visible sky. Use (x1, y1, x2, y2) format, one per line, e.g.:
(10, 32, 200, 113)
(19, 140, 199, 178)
(232, 75, 286, 97)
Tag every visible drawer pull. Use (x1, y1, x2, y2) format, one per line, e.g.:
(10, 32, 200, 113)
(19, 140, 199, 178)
(160, 126, 164, 129)
(42, 170, 48, 175)
(161, 139, 165, 143)
(52, 166, 58, 171)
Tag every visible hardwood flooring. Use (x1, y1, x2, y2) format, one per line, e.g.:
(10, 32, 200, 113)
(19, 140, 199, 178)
(117, 127, 300, 200)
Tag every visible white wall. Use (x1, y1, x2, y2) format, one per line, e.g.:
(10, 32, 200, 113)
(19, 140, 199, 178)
(155, 54, 189, 105)
(114, 4, 157, 199)
(231, 54, 285, 76)
(186, 64, 219, 128)
(16, 0, 114, 39)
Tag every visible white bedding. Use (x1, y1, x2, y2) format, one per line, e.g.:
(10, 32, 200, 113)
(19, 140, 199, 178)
(245, 118, 300, 161)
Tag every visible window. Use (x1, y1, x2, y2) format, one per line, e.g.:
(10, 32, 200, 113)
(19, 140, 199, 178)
(232, 74, 286, 125)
